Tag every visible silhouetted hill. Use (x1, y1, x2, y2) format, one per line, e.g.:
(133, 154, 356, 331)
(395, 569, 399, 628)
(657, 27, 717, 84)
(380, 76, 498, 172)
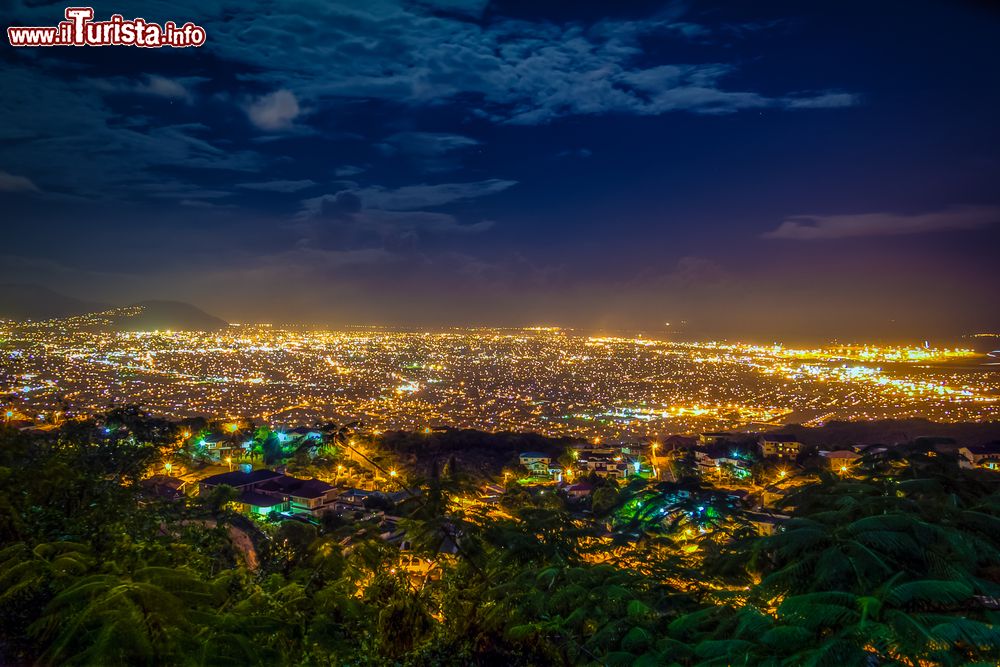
(0, 284, 110, 320)
(0, 285, 226, 331)
(113, 300, 228, 332)
(766, 419, 1000, 449)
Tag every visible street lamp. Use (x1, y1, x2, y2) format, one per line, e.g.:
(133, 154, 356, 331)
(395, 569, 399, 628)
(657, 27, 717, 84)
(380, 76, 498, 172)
(164, 462, 173, 474)
(389, 469, 398, 478)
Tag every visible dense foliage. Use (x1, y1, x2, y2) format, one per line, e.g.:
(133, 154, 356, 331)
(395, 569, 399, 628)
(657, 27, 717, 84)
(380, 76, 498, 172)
(1, 421, 999, 666)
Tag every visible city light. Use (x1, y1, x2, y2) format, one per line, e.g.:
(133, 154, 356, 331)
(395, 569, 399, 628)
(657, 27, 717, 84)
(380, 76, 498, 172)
(0, 323, 995, 439)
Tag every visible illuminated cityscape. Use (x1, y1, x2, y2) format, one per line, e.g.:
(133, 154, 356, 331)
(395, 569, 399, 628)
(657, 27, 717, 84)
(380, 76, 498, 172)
(3, 0, 1000, 664)
(2, 311, 996, 435)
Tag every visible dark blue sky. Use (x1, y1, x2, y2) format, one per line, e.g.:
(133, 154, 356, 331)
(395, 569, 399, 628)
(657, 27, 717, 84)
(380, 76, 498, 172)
(2, 0, 998, 340)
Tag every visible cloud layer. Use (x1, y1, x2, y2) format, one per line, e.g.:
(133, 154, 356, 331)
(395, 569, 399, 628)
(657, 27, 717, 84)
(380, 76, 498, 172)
(763, 206, 1000, 240)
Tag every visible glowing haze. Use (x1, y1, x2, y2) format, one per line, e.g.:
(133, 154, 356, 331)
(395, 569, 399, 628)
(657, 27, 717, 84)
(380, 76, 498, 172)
(1, 0, 998, 342)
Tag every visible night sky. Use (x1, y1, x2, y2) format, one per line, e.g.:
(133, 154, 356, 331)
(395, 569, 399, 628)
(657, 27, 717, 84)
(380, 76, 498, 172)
(2, 0, 998, 341)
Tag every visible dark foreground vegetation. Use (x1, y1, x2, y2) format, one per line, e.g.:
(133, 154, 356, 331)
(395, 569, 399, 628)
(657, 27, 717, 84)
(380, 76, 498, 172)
(1, 418, 1000, 666)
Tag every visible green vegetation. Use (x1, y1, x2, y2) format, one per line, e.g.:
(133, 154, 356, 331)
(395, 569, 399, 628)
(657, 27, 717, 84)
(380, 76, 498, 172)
(1, 418, 999, 666)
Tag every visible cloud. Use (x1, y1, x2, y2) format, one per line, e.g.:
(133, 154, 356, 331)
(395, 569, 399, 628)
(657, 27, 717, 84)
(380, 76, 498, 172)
(294, 179, 517, 218)
(137, 75, 195, 102)
(0, 170, 40, 193)
(246, 89, 301, 131)
(380, 132, 480, 155)
(378, 131, 480, 171)
(0, 68, 260, 201)
(335, 165, 366, 177)
(94, 74, 200, 103)
(763, 205, 1000, 240)
(237, 179, 318, 192)
(783, 92, 859, 109)
(412, 0, 490, 18)
(357, 179, 516, 210)
(131, 0, 857, 126)
(317, 190, 364, 218)
(556, 148, 592, 159)
(296, 178, 511, 246)
(179, 198, 237, 210)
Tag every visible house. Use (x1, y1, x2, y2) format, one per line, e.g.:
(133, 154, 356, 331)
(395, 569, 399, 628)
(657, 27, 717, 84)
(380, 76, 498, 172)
(820, 450, 861, 471)
(693, 449, 715, 475)
(565, 482, 595, 500)
(575, 450, 630, 479)
(199, 469, 285, 495)
(199, 469, 338, 517)
(699, 432, 733, 446)
(288, 426, 323, 440)
(572, 442, 628, 457)
(744, 511, 790, 536)
(693, 449, 750, 479)
(958, 443, 1000, 470)
(140, 474, 186, 501)
(196, 433, 245, 461)
(284, 427, 325, 453)
(257, 476, 337, 515)
(200, 469, 287, 515)
(519, 451, 552, 474)
(759, 434, 803, 459)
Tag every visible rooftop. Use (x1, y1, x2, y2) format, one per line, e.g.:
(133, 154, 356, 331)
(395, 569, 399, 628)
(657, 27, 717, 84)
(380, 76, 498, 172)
(966, 442, 1000, 455)
(201, 469, 284, 487)
(761, 434, 801, 443)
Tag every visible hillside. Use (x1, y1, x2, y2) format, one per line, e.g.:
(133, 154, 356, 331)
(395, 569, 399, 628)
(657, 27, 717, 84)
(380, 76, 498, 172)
(112, 300, 228, 332)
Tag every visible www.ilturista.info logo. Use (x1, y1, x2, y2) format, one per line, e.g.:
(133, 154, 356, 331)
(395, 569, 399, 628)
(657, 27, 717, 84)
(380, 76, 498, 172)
(8, 7, 206, 47)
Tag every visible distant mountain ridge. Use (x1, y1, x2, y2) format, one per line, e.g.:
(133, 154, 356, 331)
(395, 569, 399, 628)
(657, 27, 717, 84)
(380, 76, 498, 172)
(0, 285, 227, 331)
(0, 283, 110, 320)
